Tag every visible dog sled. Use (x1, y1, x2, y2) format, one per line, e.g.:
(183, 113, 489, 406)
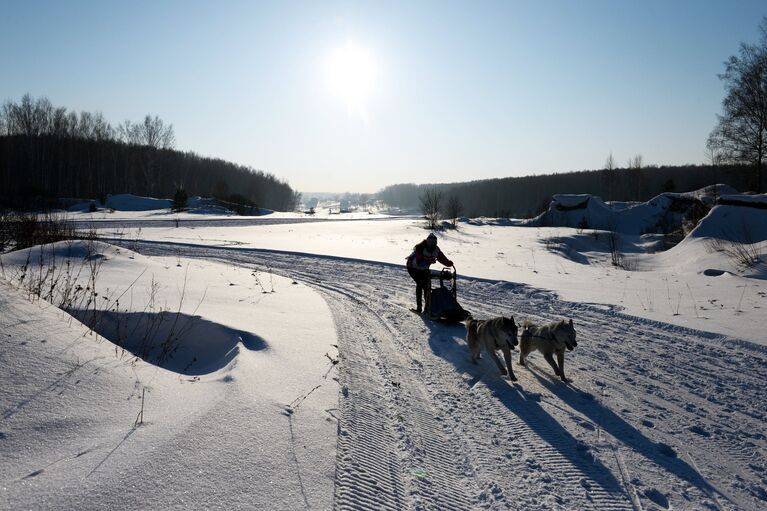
(424, 267, 471, 322)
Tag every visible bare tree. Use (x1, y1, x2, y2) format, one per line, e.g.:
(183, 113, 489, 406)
(117, 115, 175, 195)
(708, 17, 767, 193)
(118, 115, 174, 149)
(3, 94, 53, 136)
(604, 152, 616, 201)
(141, 115, 175, 149)
(419, 187, 443, 230)
(444, 194, 463, 228)
(51, 107, 69, 137)
(705, 145, 724, 201)
(627, 154, 643, 201)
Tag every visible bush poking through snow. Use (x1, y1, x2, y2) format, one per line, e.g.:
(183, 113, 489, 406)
(0, 211, 82, 252)
(1, 241, 205, 370)
(607, 229, 622, 268)
(252, 267, 276, 293)
(707, 238, 763, 270)
(706, 221, 764, 270)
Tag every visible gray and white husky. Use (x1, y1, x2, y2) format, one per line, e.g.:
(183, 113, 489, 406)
(518, 319, 578, 382)
(466, 316, 519, 381)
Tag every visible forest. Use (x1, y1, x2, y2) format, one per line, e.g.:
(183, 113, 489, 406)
(378, 163, 757, 219)
(0, 95, 299, 211)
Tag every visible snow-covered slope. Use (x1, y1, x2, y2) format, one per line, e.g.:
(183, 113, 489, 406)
(524, 188, 737, 235)
(688, 195, 767, 243)
(0, 244, 337, 510)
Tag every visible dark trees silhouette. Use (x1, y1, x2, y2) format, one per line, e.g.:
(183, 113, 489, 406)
(379, 163, 753, 219)
(0, 95, 298, 211)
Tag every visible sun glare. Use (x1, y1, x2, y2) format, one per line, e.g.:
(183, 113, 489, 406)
(323, 41, 378, 117)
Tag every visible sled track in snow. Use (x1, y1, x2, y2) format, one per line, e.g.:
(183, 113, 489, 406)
(123, 241, 767, 511)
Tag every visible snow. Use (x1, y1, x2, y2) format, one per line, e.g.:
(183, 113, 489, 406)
(525, 191, 714, 235)
(719, 193, 767, 206)
(2, 189, 767, 510)
(1, 242, 337, 509)
(688, 200, 767, 243)
(88, 197, 766, 345)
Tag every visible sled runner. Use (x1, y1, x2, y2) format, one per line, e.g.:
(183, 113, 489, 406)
(423, 267, 470, 322)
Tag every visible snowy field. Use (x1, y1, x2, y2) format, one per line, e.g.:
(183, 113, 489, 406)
(2, 193, 766, 510)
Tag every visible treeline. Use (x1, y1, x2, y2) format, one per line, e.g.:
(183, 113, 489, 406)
(0, 94, 299, 211)
(379, 163, 755, 218)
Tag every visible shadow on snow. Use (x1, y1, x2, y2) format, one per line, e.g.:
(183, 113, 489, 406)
(420, 317, 717, 504)
(70, 309, 267, 375)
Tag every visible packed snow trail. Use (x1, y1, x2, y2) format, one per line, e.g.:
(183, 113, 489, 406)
(123, 240, 767, 510)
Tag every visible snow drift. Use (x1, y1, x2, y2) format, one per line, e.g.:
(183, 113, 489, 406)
(689, 194, 767, 243)
(525, 186, 739, 236)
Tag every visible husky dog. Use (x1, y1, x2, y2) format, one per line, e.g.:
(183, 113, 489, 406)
(466, 316, 519, 381)
(518, 319, 578, 382)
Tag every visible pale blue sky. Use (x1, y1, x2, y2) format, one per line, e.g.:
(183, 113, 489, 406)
(1, 1, 764, 192)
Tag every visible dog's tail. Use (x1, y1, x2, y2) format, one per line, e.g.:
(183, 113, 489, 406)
(464, 318, 477, 336)
(521, 320, 534, 337)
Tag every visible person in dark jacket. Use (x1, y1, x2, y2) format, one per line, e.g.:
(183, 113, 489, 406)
(405, 233, 453, 313)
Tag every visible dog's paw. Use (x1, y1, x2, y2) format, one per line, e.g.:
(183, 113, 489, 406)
(509, 374, 518, 382)
(560, 376, 569, 383)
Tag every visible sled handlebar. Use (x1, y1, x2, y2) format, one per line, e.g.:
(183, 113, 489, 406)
(429, 266, 456, 279)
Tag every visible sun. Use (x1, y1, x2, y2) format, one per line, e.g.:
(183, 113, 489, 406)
(323, 41, 378, 117)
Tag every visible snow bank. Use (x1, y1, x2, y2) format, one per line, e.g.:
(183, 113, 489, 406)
(523, 187, 748, 236)
(0, 242, 338, 508)
(717, 193, 767, 208)
(688, 199, 767, 243)
(67, 194, 276, 216)
(525, 192, 707, 235)
(67, 194, 172, 212)
(105, 194, 172, 211)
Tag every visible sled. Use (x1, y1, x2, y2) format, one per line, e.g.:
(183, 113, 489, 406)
(424, 267, 470, 322)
